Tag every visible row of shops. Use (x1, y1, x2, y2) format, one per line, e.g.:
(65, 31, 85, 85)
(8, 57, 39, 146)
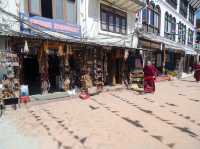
(0, 33, 198, 95)
(139, 34, 199, 77)
(0, 35, 143, 95)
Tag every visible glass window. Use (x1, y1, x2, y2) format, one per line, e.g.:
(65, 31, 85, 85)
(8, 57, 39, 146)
(142, 8, 147, 23)
(142, 2, 160, 35)
(122, 18, 126, 34)
(189, 5, 194, 24)
(20, 0, 25, 12)
(55, 0, 64, 20)
(101, 11, 107, 30)
(109, 14, 114, 32)
(29, 0, 41, 15)
(154, 13, 158, 28)
(66, 0, 76, 24)
(165, 13, 176, 41)
(100, 4, 127, 34)
(150, 10, 154, 25)
(180, 0, 188, 18)
(116, 16, 120, 33)
(166, 0, 177, 9)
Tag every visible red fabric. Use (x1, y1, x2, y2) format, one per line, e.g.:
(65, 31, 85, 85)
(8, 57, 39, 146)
(144, 65, 157, 93)
(20, 96, 30, 103)
(194, 64, 200, 82)
(79, 92, 90, 100)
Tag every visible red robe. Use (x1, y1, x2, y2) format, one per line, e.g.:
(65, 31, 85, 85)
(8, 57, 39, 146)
(194, 64, 200, 82)
(144, 65, 157, 93)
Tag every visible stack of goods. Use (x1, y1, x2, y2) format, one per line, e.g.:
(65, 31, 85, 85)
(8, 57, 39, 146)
(94, 62, 104, 92)
(80, 69, 93, 92)
(129, 70, 144, 92)
(127, 51, 144, 92)
(80, 69, 93, 100)
(0, 51, 20, 99)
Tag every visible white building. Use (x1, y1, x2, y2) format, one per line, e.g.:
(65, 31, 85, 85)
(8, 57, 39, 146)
(79, 0, 145, 48)
(138, 0, 200, 74)
(0, 0, 20, 50)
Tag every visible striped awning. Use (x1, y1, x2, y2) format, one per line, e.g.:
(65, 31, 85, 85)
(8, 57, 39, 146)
(188, 0, 200, 11)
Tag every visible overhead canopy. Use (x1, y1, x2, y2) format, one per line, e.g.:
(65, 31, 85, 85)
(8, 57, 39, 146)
(188, 0, 200, 11)
(103, 0, 146, 12)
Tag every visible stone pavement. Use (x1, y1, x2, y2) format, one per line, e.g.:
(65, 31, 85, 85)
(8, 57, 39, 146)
(1, 77, 200, 149)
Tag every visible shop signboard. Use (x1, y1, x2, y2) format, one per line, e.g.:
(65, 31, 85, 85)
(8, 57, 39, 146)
(19, 13, 81, 38)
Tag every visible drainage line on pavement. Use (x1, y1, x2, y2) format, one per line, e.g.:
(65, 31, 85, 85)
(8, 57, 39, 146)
(127, 91, 200, 129)
(28, 109, 89, 149)
(91, 97, 176, 148)
(107, 93, 200, 142)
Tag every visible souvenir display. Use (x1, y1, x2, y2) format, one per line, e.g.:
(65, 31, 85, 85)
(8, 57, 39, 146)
(127, 51, 144, 92)
(0, 51, 20, 99)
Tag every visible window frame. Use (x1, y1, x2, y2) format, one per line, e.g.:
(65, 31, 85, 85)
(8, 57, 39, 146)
(178, 22, 186, 44)
(142, 1, 160, 35)
(179, 0, 188, 18)
(166, 0, 177, 9)
(28, 0, 41, 16)
(164, 12, 176, 41)
(65, 0, 77, 24)
(100, 4, 127, 35)
(189, 5, 194, 24)
(188, 29, 194, 45)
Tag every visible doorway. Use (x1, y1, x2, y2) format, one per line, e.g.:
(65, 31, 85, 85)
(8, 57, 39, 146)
(48, 53, 60, 92)
(22, 55, 40, 95)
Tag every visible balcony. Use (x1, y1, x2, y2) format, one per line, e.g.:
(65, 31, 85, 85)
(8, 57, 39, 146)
(104, 0, 146, 12)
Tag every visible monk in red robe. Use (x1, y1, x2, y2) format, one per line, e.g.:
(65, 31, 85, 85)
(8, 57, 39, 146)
(194, 63, 200, 82)
(144, 61, 157, 93)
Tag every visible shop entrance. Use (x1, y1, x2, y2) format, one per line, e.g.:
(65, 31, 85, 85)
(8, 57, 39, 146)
(22, 55, 40, 95)
(107, 50, 124, 85)
(48, 51, 60, 92)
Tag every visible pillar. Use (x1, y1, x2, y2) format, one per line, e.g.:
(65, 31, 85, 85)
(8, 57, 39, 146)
(38, 42, 49, 94)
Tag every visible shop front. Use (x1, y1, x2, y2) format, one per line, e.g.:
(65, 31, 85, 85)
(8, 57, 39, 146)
(138, 38, 163, 72)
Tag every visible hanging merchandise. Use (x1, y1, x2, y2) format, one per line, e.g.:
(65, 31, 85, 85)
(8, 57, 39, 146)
(93, 48, 104, 91)
(24, 40, 29, 53)
(156, 54, 162, 67)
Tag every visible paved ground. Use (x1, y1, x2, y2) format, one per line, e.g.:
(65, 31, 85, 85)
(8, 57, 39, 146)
(1, 77, 200, 149)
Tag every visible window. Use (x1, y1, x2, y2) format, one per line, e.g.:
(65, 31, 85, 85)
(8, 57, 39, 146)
(116, 16, 120, 33)
(189, 5, 194, 24)
(100, 4, 127, 34)
(41, 0, 53, 18)
(66, 0, 76, 24)
(178, 22, 186, 44)
(101, 11, 107, 30)
(188, 29, 194, 45)
(55, 0, 64, 20)
(29, 0, 41, 16)
(164, 12, 176, 41)
(142, 2, 160, 35)
(20, 0, 25, 12)
(179, 0, 188, 18)
(166, 0, 177, 9)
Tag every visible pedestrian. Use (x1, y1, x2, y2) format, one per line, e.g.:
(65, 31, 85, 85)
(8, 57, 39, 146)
(193, 62, 200, 82)
(144, 61, 158, 93)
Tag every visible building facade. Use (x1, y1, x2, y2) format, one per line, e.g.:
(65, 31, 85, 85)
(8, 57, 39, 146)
(0, 0, 146, 94)
(138, 0, 199, 75)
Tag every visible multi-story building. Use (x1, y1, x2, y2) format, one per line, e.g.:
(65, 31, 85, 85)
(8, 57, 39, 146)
(0, 0, 146, 94)
(138, 0, 200, 75)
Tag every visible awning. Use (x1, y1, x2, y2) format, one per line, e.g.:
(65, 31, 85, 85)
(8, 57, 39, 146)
(140, 32, 197, 55)
(188, 0, 200, 11)
(103, 0, 146, 11)
(185, 50, 197, 55)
